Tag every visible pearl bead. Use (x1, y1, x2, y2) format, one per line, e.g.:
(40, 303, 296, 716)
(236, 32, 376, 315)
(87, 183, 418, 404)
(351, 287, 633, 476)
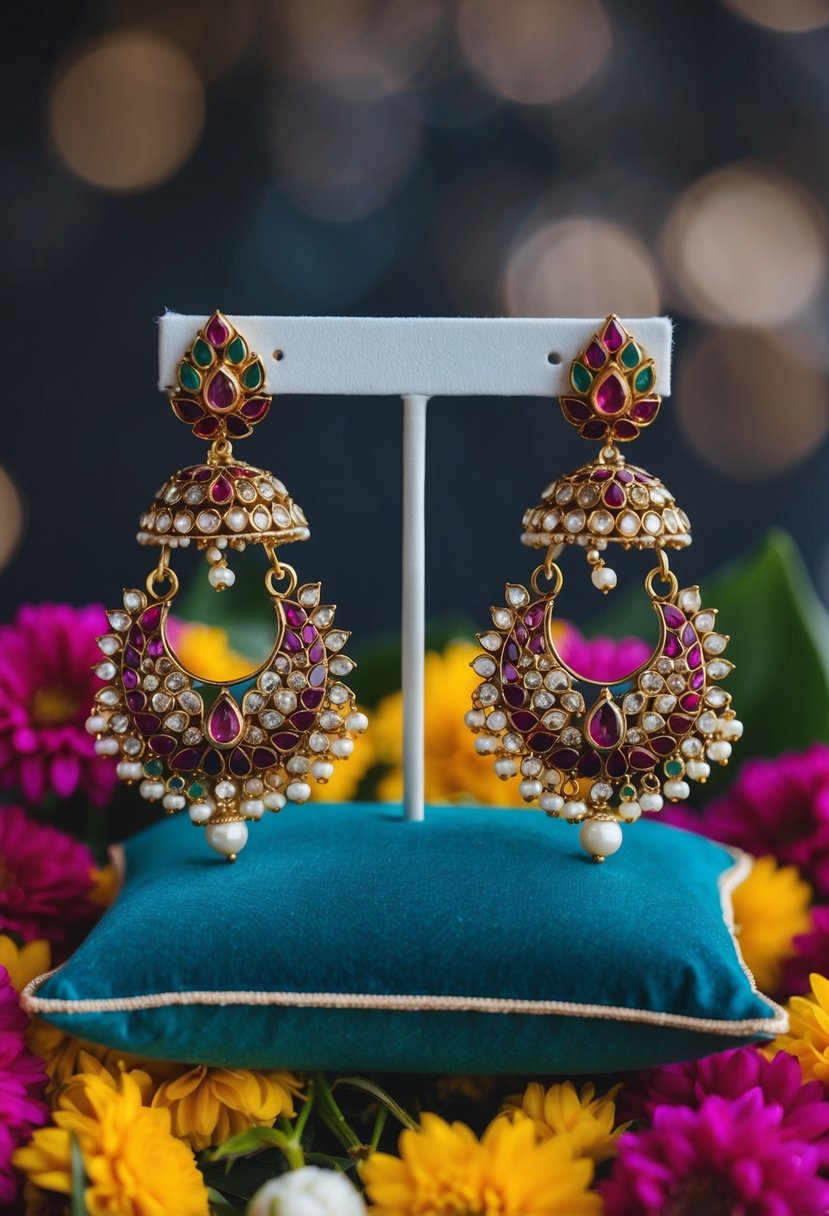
(206, 819, 248, 858)
(464, 709, 486, 729)
(706, 740, 732, 764)
(519, 778, 542, 801)
(686, 759, 711, 782)
(345, 711, 368, 734)
(116, 760, 143, 782)
(162, 793, 186, 812)
(208, 564, 235, 590)
(244, 777, 264, 796)
(494, 758, 517, 779)
(94, 737, 119, 756)
(664, 779, 690, 801)
(639, 792, 663, 813)
(720, 717, 743, 740)
(331, 737, 354, 758)
(579, 818, 623, 860)
(620, 801, 641, 822)
(286, 780, 311, 803)
(240, 799, 265, 819)
(139, 780, 165, 802)
(311, 760, 334, 782)
(189, 802, 212, 824)
(540, 792, 564, 814)
(475, 735, 498, 755)
(215, 780, 237, 801)
(206, 547, 223, 564)
(85, 715, 107, 735)
(591, 566, 617, 593)
(562, 799, 588, 821)
(263, 791, 286, 811)
(287, 756, 309, 773)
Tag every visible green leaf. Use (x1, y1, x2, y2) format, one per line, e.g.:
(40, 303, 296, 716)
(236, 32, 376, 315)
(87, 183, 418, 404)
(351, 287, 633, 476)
(332, 1076, 420, 1131)
(71, 1134, 87, 1216)
(201, 1156, 286, 1201)
(598, 530, 829, 798)
(207, 1187, 244, 1214)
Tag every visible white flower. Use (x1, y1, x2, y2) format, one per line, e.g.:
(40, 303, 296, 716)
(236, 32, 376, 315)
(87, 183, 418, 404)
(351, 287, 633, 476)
(247, 1166, 367, 1216)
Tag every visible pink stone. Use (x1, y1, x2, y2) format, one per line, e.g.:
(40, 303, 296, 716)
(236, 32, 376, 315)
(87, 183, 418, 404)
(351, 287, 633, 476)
(206, 369, 238, 411)
(283, 631, 302, 653)
(603, 481, 625, 508)
(284, 604, 306, 628)
(241, 397, 270, 421)
(210, 475, 233, 504)
(206, 698, 242, 745)
(524, 604, 544, 629)
(664, 635, 682, 658)
(586, 701, 622, 749)
(631, 397, 660, 423)
(613, 420, 639, 440)
(140, 605, 162, 632)
(206, 314, 230, 346)
(663, 605, 685, 629)
(584, 340, 606, 369)
(603, 319, 625, 351)
(594, 371, 628, 416)
(562, 398, 591, 423)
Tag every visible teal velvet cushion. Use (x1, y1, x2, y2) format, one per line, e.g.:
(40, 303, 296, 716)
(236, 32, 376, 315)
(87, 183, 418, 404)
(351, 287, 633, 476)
(25, 804, 785, 1074)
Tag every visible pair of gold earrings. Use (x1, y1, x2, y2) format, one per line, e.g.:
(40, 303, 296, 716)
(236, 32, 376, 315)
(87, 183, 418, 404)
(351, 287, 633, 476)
(89, 312, 739, 862)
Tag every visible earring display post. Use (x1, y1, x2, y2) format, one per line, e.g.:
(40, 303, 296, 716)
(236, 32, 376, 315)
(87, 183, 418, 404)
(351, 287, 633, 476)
(158, 315, 674, 823)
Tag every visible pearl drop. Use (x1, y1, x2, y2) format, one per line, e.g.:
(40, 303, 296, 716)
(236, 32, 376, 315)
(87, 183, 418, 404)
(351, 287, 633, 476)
(706, 740, 732, 764)
(94, 737, 119, 756)
(686, 759, 711, 782)
(664, 779, 691, 801)
(189, 802, 212, 824)
(139, 780, 165, 801)
(475, 735, 498, 755)
(519, 778, 542, 801)
(215, 780, 237, 800)
(494, 758, 517, 779)
(465, 709, 486, 729)
(345, 711, 368, 734)
(540, 792, 564, 814)
(579, 818, 623, 859)
(206, 819, 248, 857)
(720, 718, 743, 740)
(263, 791, 286, 811)
(116, 760, 142, 782)
(162, 793, 186, 812)
(562, 799, 587, 821)
(311, 760, 334, 782)
(639, 792, 663, 813)
(620, 801, 642, 822)
(331, 737, 354, 758)
(286, 780, 311, 803)
(240, 799, 265, 819)
(244, 777, 264, 796)
(206, 547, 223, 564)
(208, 565, 235, 590)
(591, 566, 617, 593)
(86, 715, 107, 734)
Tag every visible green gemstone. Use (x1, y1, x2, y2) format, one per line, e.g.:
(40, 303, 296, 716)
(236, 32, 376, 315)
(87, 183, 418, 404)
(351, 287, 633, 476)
(634, 364, 654, 393)
(571, 362, 592, 393)
(226, 336, 247, 365)
(621, 783, 636, 800)
(188, 781, 206, 799)
(179, 362, 201, 392)
(143, 758, 163, 777)
(192, 338, 213, 368)
(241, 360, 263, 389)
(665, 759, 683, 776)
(620, 342, 640, 369)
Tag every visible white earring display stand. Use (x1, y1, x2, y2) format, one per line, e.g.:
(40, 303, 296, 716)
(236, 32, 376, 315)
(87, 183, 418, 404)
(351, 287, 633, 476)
(159, 315, 673, 823)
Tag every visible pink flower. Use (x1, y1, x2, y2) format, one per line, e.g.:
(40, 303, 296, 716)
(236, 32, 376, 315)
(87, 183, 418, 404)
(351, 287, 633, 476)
(662, 744, 829, 899)
(602, 1091, 829, 1216)
(784, 907, 829, 997)
(0, 967, 48, 1205)
(0, 805, 96, 945)
(623, 1047, 829, 1169)
(556, 622, 651, 684)
(0, 603, 117, 806)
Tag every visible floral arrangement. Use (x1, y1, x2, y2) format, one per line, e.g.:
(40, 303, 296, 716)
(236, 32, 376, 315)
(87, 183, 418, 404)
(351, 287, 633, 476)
(5, 535, 829, 1214)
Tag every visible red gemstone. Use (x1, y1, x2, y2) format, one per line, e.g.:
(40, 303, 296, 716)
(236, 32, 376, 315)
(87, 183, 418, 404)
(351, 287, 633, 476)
(126, 691, 145, 712)
(681, 624, 696, 646)
(309, 641, 325, 663)
(284, 604, 306, 628)
(241, 397, 270, 422)
(606, 751, 627, 777)
(194, 466, 213, 481)
(631, 397, 660, 423)
(206, 314, 230, 346)
(123, 670, 138, 690)
(123, 647, 140, 669)
(629, 747, 657, 769)
(528, 732, 556, 753)
(301, 623, 317, 645)
(581, 420, 607, 440)
(652, 736, 677, 756)
(135, 714, 161, 736)
(206, 369, 237, 411)
(603, 482, 625, 508)
(562, 398, 591, 422)
(193, 417, 220, 439)
(512, 711, 539, 733)
(210, 475, 233, 504)
(586, 701, 622, 748)
(577, 750, 602, 777)
(503, 685, 524, 706)
(688, 645, 702, 669)
(283, 631, 302, 653)
(503, 664, 519, 684)
(226, 416, 252, 438)
(171, 748, 202, 771)
(229, 749, 251, 776)
(594, 372, 628, 415)
(616, 468, 634, 484)
(252, 748, 278, 769)
(140, 606, 162, 632)
(680, 693, 701, 711)
(290, 710, 316, 731)
(584, 340, 606, 369)
(529, 634, 545, 654)
(150, 735, 176, 755)
(525, 604, 544, 629)
(174, 398, 204, 423)
(613, 420, 639, 440)
(690, 670, 705, 690)
(664, 634, 682, 658)
(669, 714, 693, 734)
(203, 750, 224, 776)
(302, 687, 325, 708)
(206, 698, 242, 745)
(129, 626, 144, 649)
(663, 605, 685, 629)
(273, 732, 300, 751)
(550, 748, 579, 769)
(603, 319, 625, 351)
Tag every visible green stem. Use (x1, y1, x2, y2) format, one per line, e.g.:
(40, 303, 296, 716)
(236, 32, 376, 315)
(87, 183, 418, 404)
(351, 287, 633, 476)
(369, 1104, 388, 1153)
(314, 1073, 362, 1149)
(277, 1118, 305, 1170)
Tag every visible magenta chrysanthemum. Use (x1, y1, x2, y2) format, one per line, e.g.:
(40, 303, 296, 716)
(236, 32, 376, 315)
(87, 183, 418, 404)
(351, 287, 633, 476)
(661, 743, 829, 899)
(0, 805, 96, 944)
(784, 906, 829, 997)
(0, 603, 117, 806)
(556, 623, 651, 684)
(623, 1047, 829, 1169)
(602, 1091, 829, 1216)
(0, 967, 48, 1205)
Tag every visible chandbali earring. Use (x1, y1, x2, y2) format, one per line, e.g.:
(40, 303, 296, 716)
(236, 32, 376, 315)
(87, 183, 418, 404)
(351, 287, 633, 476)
(467, 315, 742, 862)
(88, 311, 367, 860)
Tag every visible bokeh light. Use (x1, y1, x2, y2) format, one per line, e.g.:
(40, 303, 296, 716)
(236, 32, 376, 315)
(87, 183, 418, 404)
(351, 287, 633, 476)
(724, 0, 829, 33)
(0, 466, 25, 573)
(503, 217, 661, 316)
(661, 165, 827, 326)
(676, 329, 829, 480)
(106, 0, 256, 80)
(48, 33, 205, 192)
(457, 0, 612, 105)
(283, 0, 444, 100)
(269, 84, 420, 223)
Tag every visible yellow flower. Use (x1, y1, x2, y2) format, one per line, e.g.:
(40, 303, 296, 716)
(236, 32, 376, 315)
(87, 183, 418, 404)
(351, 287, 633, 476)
(173, 622, 254, 683)
(151, 1065, 304, 1151)
(27, 1022, 178, 1094)
(13, 1068, 209, 1216)
(88, 862, 120, 907)
(371, 642, 524, 806)
(361, 1111, 600, 1215)
(732, 855, 812, 993)
(0, 935, 50, 991)
(498, 1080, 626, 1164)
(770, 973, 829, 1085)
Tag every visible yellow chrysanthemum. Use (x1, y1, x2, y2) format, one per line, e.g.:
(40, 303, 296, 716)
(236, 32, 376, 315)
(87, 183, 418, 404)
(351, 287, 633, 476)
(173, 622, 254, 683)
(88, 861, 120, 907)
(13, 1068, 209, 1216)
(0, 934, 50, 991)
(770, 973, 829, 1085)
(151, 1065, 304, 1151)
(498, 1080, 626, 1164)
(27, 1022, 178, 1094)
(732, 855, 812, 993)
(371, 642, 525, 806)
(361, 1110, 600, 1215)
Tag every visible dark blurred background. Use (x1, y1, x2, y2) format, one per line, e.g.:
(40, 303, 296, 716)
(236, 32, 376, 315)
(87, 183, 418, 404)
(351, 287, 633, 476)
(2, 0, 829, 639)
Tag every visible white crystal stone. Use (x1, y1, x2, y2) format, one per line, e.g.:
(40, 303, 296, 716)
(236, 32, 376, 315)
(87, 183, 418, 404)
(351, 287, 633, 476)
(325, 632, 348, 653)
(663, 508, 679, 533)
(288, 755, 310, 774)
(189, 802, 212, 824)
(694, 611, 716, 633)
(555, 484, 574, 504)
(98, 635, 120, 656)
(464, 708, 486, 729)
(707, 660, 732, 680)
(165, 673, 186, 692)
(588, 510, 614, 535)
(250, 507, 269, 530)
(681, 737, 703, 757)
(299, 585, 321, 607)
(331, 657, 355, 676)
(259, 481, 275, 500)
(620, 801, 642, 822)
(109, 714, 129, 733)
(479, 633, 502, 653)
(238, 482, 256, 502)
(623, 692, 645, 713)
(506, 585, 529, 608)
(85, 714, 107, 734)
(618, 511, 641, 536)
(578, 485, 599, 508)
(492, 608, 513, 629)
(639, 671, 663, 693)
(474, 735, 498, 754)
(286, 780, 311, 803)
(244, 778, 265, 796)
(698, 711, 718, 734)
(95, 661, 117, 681)
(164, 484, 181, 503)
(590, 781, 613, 804)
(544, 670, 568, 691)
(319, 711, 341, 731)
(560, 692, 583, 712)
(206, 819, 248, 857)
(543, 510, 560, 530)
(173, 512, 193, 534)
(329, 684, 349, 705)
(639, 792, 664, 813)
(707, 739, 732, 763)
(215, 780, 237, 800)
(163, 793, 186, 811)
(311, 760, 334, 782)
(532, 692, 553, 711)
(151, 692, 172, 712)
(643, 713, 665, 733)
(139, 780, 165, 801)
(116, 760, 143, 781)
(244, 692, 265, 713)
(704, 634, 728, 655)
(227, 508, 248, 532)
(542, 709, 566, 729)
(664, 779, 690, 801)
(564, 509, 586, 533)
(524, 672, 542, 689)
(654, 694, 677, 714)
(313, 607, 335, 628)
(494, 757, 517, 778)
(259, 671, 279, 693)
(308, 731, 328, 753)
(197, 510, 220, 533)
(164, 713, 187, 732)
(686, 759, 711, 781)
(184, 485, 205, 505)
(241, 799, 265, 819)
(263, 791, 286, 811)
(540, 792, 564, 814)
(123, 737, 142, 755)
(520, 757, 543, 776)
(97, 688, 120, 707)
(503, 732, 522, 752)
(346, 711, 368, 734)
(123, 591, 146, 612)
(155, 511, 172, 533)
(642, 512, 661, 535)
(272, 504, 291, 527)
(519, 779, 542, 801)
(562, 799, 587, 821)
(704, 688, 728, 708)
